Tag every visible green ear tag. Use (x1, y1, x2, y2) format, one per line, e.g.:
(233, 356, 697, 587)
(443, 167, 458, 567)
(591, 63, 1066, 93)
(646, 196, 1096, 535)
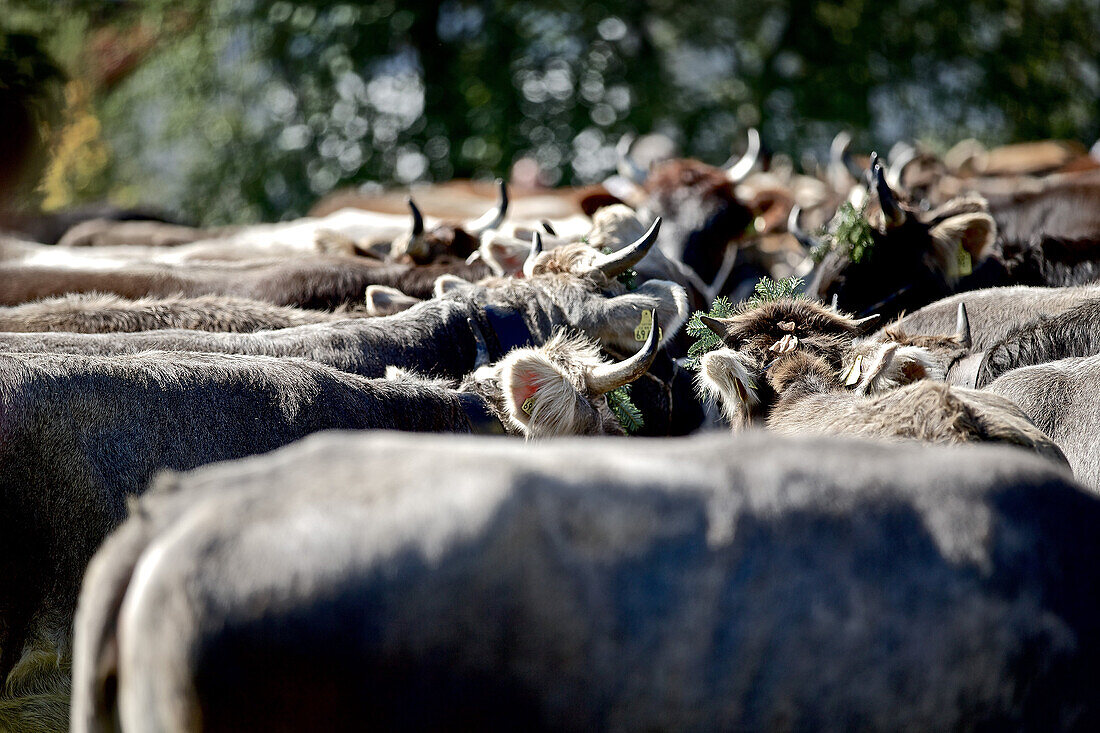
(957, 246, 973, 276)
(634, 309, 654, 342)
(521, 396, 536, 415)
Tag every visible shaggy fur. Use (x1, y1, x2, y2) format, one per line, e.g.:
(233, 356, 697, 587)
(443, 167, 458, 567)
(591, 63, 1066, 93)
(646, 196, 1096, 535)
(705, 298, 865, 372)
(764, 351, 1068, 466)
(0, 292, 354, 333)
(976, 298, 1100, 387)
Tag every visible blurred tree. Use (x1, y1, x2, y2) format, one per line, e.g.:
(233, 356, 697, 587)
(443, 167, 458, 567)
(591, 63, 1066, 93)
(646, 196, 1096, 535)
(2, 0, 1098, 224)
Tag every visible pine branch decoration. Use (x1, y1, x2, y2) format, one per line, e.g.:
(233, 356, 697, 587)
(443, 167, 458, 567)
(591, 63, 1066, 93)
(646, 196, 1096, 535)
(684, 277, 805, 369)
(607, 384, 644, 433)
(812, 202, 875, 264)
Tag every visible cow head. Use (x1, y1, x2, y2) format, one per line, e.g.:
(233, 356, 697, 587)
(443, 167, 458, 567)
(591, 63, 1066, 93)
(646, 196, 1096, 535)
(694, 298, 873, 429)
(806, 158, 996, 321)
(457, 317, 661, 437)
(389, 180, 508, 264)
(447, 219, 690, 353)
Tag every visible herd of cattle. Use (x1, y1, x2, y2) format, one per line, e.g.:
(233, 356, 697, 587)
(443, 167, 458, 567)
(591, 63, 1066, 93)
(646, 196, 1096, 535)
(0, 131, 1100, 731)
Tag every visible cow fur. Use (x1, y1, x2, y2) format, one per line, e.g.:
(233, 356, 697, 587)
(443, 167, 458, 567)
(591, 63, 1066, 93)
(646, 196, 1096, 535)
(985, 354, 1100, 488)
(0, 293, 356, 333)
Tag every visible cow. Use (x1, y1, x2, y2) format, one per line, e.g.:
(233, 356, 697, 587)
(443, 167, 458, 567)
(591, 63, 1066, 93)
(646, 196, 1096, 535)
(984, 354, 1100, 487)
(805, 159, 1100, 321)
(951, 297, 1100, 388)
(0, 293, 358, 333)
(0, 223, 686, 377)
(71, 430, 1100, 731)
(0, 252, 491, 308)
(885, 284, 1100, 350)
(0, 325, 660, 732)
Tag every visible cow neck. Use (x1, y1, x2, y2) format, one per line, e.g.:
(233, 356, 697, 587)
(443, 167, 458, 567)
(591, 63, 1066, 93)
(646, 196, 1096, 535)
(473, 303, 535, 359)
(456, 392, 508, 435)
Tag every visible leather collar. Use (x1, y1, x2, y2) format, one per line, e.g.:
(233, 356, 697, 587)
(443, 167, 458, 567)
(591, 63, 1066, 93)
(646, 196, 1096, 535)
(947, 352, 985, 388)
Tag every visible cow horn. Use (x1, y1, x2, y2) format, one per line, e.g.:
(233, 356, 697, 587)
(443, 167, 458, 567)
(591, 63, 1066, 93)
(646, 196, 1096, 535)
(616, 133, 648, 184)
(407, 197, 424, 237)
(831, 131, 867, 185)
(585, 313, 660, 394)
(886, 143, 919, 191)
(466, 179, 509, 234)
(873, 155, 906, 227)
(851, 313, 880, 328)
(955, 302, 971, 349)
(787, 205, 820, 250)
(522, 231, 543, 278)
(724, 127, 761, 183)
(699, 314, 727, 339)
(467, 317, 491, 368)
(588, 217, 661, 277)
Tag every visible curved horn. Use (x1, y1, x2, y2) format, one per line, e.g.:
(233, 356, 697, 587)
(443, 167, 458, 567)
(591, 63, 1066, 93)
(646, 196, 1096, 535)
(886, 144, 919, 191)
(407, 197, 424, 237)
(522, 231, 543, 278)
(724, 127, 761, 183)
(588, 217, 661, 278)
(466, 179, 509, 234)
(585, 313, 661, 394)
(616, 133, 648, 184)
(787, 205, 821, 250)
(955, 302, 971, 349)
(831, 131, 866, 185)
(872, 155, 906, 227)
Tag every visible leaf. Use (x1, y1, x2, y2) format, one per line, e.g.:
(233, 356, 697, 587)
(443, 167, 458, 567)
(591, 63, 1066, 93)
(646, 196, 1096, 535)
(607, 384, 644, 434)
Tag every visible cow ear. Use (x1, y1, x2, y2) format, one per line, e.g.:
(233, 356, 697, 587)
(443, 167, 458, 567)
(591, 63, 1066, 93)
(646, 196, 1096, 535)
(480, 235, 531, 277)
(501, 350, 579, 437)
(433, 274, 471, 298)
(931, 212, 996, 261)
(585, 280, 688, 352)
(365, 285, 421, 316)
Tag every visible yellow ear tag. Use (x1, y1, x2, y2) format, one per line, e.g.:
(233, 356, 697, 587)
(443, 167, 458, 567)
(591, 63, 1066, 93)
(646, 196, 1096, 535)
(634, 309, 658, 342)
(521, 396, 536, 415)
(957, 246, 972, 277)
(843, 354, 863, 387)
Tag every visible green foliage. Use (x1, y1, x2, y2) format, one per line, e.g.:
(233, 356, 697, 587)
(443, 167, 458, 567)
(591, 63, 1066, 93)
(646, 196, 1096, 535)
(684, 277, 804, 368)
(744, 275, 805, 308)
(684, 295, 737, 369)
(606, 383, 644, 434)
(816, 202, 876, 264)
(6, 0, 1100, 223)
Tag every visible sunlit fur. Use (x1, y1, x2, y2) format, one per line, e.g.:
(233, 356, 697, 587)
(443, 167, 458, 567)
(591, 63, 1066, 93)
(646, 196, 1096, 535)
(764, 350, 1067, 465)
(697, 348, 763, 430)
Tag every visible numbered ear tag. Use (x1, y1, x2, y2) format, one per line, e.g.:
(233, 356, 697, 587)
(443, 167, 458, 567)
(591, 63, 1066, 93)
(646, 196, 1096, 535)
(957, 247, 973, 276)
(521, 396, 536, 415)
(634, 309, 655, 342)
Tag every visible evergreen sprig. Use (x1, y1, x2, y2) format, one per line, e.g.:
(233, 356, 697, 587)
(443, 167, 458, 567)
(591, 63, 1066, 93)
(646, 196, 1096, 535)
(684, 296, 737, 369)
(812, 202, 875, 264)
(684, 276, 806, 369)
(607, 384, 644, 433)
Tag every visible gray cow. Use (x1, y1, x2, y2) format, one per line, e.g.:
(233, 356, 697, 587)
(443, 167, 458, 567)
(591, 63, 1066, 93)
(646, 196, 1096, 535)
(985, 353, 1100, 488)
(884, 284, 1100, 350)
(72, 430, 1100, 732)
(0, 328, 657, 732)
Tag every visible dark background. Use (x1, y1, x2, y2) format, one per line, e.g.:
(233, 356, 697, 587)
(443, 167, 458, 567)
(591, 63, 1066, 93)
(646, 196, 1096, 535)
(3, 0, 1098, 224)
